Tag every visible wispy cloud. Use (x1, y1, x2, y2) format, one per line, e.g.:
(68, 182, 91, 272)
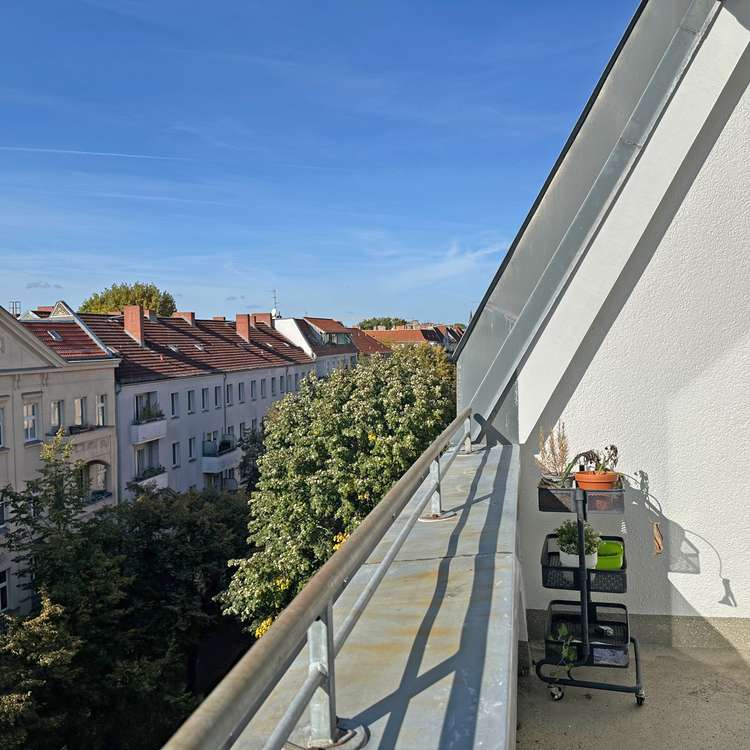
(388, 238, 506, 291)
(26, 280, 63, 289)
(0, 146, 187, 161)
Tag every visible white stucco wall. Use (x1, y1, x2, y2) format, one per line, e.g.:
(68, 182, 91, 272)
(516, 7, 750, 623)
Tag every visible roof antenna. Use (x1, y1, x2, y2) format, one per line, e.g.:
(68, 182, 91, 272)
(8, 301, 21, 317)
(271, 289, 280, 319)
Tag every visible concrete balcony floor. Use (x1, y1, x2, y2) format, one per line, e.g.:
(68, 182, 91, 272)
(517, 643, 750, 749)
(237, 444, 522, 749)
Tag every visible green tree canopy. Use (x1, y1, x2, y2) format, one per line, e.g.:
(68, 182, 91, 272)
(220, 345, 455, 634)
(0, 594, 81, 750)
(1, 434, 248, 749)
(356, 316, 407, 330)
(79, 282, 176, 316)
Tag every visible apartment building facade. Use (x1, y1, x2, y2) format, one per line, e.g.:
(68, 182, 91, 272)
(79, 307, 316, 497)
(1, 302, 119, 614)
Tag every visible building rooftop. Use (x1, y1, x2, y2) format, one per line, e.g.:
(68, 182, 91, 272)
(78, 312, 313, 384)
(303, 316, 350, 334)
(21, 320, 111, 361)
(367, 328, 442, 345)
(346, 327, 392, 356)
(292, 318, 359, 357)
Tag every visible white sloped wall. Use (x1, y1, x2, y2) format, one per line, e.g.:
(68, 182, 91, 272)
(517, 3, 750, 624)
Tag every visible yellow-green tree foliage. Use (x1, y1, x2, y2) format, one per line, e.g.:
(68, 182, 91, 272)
(79, 282, 176, 316)
(221, 345, 455, 633)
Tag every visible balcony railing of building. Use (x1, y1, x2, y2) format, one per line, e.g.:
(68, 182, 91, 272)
(203, 434, 238, 457)
(162, 406, 472, 750)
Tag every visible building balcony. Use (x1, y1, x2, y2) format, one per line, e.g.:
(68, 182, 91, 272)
(130, 417, 167, 444)
(133, 466, 168, 490)
(201, 435, 241, 474)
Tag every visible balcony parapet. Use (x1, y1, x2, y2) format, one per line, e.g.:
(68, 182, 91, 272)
(130, 418, 167, 444)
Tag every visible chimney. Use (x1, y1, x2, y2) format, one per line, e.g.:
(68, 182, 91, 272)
(250, 312, 274, 328)
(236, 313, 252, 342)
(172, 311, 195, 326)
(213, 315, 226, 321)
(123, 305, 144, 345)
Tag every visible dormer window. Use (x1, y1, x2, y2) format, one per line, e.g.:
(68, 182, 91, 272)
(47, 330, 62, 342)
(168, 344, 179, 352)
(194, 344, 206, 352)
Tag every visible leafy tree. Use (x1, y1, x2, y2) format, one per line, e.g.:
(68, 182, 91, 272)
(79, 282, 176, 316)
(113, 486, 248, 692)
(1, 435, 247, 749)
(0, 594, 81, 750)
(238, 428, 266, 493)
(357, 316, 407, 330)
(221, 345, 455, 633)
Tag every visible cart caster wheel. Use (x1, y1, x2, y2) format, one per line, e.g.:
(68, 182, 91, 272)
(636, 692, 646, 706)
(549, 685, 565, 701)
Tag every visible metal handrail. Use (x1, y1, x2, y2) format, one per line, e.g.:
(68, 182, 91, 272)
(163, 406, 472, 750)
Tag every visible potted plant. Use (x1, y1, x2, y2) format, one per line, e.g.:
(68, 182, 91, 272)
(573, 445, 620, 491)
(555, 519, 600, 568)
(535, 422, 573, 488)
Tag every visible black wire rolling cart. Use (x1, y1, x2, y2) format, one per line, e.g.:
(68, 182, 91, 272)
(534, 486, 646, 704)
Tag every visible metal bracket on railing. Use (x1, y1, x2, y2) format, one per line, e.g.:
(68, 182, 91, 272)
(309, 604, 337, 746)
(463, 415, 472, 454)
(419, 457, 456, 523)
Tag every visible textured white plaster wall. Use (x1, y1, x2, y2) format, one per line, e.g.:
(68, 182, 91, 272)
(517, 9, 750, 621)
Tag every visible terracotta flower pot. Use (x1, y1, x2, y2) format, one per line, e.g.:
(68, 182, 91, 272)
(574, 471, 619, 491)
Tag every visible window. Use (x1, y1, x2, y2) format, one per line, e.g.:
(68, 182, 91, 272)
(226, 383, 233, 405)
(214, 385, 222, 408)
(135, 441, 159, 477)
(238, 382, 245, 403)
(96, 395, 107, 427)
(171, 392, 180, 418)
(295, 373, 300, 390)
(260, 379, 267, 398)
(0, 497, 6, 529)
(271, 377, 277, 397)
(23, 401, 38, 442)
(50, 399, 64, 431)
(74, 397, 87, 426)
(0, 406, 4, 447)
(350, 356, 357, 367)
(239, 422, 246, 436)
(287, 374, 292, 391)
(0, 569, 8, 611)
(251, 418, 258, 432)
(171, 441, 181, 467)
(279, 376, 285, 394)
(201, 387, 209, 411)
(187, 389, 196, 413)
(188, 436, 196, 460)
(135, 391, 159, 423)
(250, 380, 257, 400)
(227, 425, 234, 437)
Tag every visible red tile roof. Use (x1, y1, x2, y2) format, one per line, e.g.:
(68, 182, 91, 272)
(346, 328, 392, 355)
(21, 321, 110, 361)
(367, 328, 442, 345)
(304, 317, 350, 334)
(79, 314, 314, 384)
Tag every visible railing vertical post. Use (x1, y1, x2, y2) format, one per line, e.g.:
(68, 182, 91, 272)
(430, 458, 442, 517)
(463, 414, 472, 453)
(308, 602, 338, 746)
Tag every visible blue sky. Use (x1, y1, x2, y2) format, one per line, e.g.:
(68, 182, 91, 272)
(0, 0, 639, 325)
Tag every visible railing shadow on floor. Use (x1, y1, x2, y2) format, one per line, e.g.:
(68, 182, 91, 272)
(350, 446, 513, 749)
